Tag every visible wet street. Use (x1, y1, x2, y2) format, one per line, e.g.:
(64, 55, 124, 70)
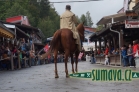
(0, 61, 139, 92)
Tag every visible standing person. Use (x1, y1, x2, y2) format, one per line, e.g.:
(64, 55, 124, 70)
(104, 55, 109, 65)
(20, 38, 27, 67)
(12, 45, 18, 69)
(127, 44, 133, 67)
(91, 49, 95, 64)
(104, 46, 109, 55)
(132, 40, 139, 68)
(121, 45, 127, 67)
(57, 54, 60, 63)
(30, 50, 35, 66)
(60, 5, 81, 51)
(104, 46, 109, 65)
(3, 46, 11, 70)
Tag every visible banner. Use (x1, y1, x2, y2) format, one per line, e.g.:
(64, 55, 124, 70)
(125, 20, 139, 28)
(78, 52, 83, 59)
(44, 44, 49, 52)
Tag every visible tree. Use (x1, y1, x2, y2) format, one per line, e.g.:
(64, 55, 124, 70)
(80, 14, 87, 26)
(86, 11, 93, 27)
(3, 0, 60, 39)
(0, 1, 12, 20)
(5, 2, 35, 26)
(76, 15, 81, 23)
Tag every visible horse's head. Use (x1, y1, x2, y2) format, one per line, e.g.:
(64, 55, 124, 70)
(77, 22, 85, 41)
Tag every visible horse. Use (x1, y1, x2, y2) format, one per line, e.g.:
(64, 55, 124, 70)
(40, 23, 85, 78)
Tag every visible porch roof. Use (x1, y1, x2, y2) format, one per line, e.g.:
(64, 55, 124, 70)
(97, 13, 126, 25)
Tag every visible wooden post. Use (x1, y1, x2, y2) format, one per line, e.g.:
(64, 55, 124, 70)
(24, 57, 27, 68)
(120, 29, 124, 47)
(29, 56, 31, 67)
(108, 39, 111, 54)
(99, 39, 101, 50)
(113, 36, 116, 50)
(18, 51, 21, 69)
(104, 38, 107, 47)
(95, 40, 97, 50)
(10, 53, 14, 70)
(43, 59, 45, 64)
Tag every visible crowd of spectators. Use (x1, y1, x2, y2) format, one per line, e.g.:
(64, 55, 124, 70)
(121, 40, 138, 67)
(0, 37, 66, 71)
(88, 40, 138, 68)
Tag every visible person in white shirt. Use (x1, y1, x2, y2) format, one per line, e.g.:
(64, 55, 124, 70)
(105, 55, 109, 65)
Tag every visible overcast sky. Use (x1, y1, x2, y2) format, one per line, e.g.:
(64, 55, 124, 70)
(50, 0, 124, 27)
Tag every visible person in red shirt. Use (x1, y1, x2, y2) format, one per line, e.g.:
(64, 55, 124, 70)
(97, 48, 101, 55)
(105, 46, 109, 55)
(132, 40, 139, 57)
(132, 40, 139, 68)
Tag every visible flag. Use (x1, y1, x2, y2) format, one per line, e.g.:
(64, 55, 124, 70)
(44, 44, 49, 52)
(78, 52, 83, 59)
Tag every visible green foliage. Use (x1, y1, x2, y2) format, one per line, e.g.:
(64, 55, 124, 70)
(86, 11, 93, 27)
(0, 0, 94, 40)
(0, 0, 59, 39)
(77, 11, 93, 27)
(80, 14, 87, 26)
(96, 25, 103, 31)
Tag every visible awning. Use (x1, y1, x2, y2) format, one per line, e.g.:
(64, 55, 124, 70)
(97, 13, 126, 25)
(0, 23, 15, 38)
(16, 27, 29, 38)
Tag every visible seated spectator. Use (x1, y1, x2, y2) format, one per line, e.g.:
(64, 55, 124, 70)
(2, 46, 11, 70)
(115, 48, 119, 54)
(12, 45, 18, 69)
(0, 45, 5, 70)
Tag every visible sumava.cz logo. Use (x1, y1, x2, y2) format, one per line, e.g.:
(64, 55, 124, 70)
(69, 69, 139, 81)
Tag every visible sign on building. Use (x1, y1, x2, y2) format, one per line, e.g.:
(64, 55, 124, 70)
(125, 20, 139, 28)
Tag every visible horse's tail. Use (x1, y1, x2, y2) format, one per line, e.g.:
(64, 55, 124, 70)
(49, 30, 61, 52)
(39, 30, 61, 60)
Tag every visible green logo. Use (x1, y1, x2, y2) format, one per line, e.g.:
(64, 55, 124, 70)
(132, 72, 139, 78)
(69, 72, 91, 78)
(69, 69, 139, 81)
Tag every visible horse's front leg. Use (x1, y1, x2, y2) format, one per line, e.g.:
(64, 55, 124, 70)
(75, 52, 79, 73)
(65, 52, 70, 78)
(54, 50, 59, 78)
(70, 54, 75, 74)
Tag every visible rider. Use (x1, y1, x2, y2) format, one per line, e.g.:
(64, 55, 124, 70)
(60, 5, 82, 51)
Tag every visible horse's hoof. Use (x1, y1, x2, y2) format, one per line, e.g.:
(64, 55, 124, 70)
(72, 72, 75, 74)
(55, 76, 59, 78)
(66, 75, 69, 78)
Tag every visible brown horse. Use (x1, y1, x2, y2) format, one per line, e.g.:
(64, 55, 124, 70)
(41, 23, 85, 78)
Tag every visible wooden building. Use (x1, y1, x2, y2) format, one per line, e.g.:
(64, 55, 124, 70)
(90, 12, 139, 66)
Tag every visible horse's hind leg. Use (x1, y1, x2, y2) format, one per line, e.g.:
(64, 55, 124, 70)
(75, 51, 79, 73)
(70, 54, 75, 74)
(64, 51, 70, 78)
(54, 50, 59, 78)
